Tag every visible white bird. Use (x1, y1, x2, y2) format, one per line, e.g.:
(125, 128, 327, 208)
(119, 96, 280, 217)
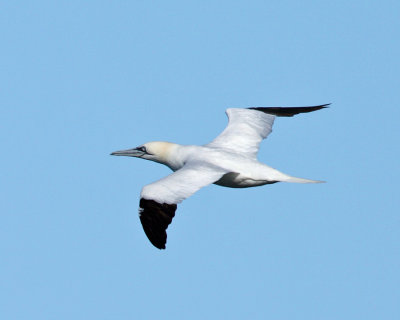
(111, 105, 328, 249)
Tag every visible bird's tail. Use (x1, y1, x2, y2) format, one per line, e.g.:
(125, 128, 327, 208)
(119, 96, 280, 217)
(283, 176, 325, 183)
(263, 167, 325, 184)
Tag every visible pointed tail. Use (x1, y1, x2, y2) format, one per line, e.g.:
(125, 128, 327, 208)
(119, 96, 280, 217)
(284, 176, 325, 183)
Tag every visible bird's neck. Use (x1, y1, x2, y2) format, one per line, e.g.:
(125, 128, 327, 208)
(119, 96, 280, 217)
(154, 143, 193, 171)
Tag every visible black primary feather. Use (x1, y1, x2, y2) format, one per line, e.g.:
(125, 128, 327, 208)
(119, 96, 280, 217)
(248, 104, 330, 117)
(139, 198, 177, 249)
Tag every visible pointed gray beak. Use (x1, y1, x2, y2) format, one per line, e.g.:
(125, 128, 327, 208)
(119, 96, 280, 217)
(110, 148, 145, 157)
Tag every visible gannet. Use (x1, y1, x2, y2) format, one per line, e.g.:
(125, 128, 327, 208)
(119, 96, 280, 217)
(111, 105, 328, 249)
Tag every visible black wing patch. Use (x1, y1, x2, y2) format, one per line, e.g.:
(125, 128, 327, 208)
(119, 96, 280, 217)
(248, 104, 329, 117)
(139, 198, 178, 249)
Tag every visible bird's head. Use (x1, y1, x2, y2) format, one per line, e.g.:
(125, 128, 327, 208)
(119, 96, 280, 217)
(111, 141, 177, 165)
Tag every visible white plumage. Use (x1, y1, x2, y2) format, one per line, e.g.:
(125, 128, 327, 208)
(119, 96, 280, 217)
(111, 104, 328, 249)
(207, 108, 275, 158)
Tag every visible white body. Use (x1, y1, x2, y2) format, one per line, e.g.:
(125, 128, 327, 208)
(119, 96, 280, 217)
(159, 144, 315, 188)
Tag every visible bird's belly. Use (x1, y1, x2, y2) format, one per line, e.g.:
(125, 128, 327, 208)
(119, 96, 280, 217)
(214, 172, 278, 188)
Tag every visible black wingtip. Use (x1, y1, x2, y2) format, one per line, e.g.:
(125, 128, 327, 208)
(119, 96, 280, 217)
(248, 103, 330, 117)
(318, 103, 331, 109)
(139, 198, 177, 250)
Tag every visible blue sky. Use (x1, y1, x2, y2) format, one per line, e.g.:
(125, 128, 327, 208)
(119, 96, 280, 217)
(1, 1, 399, 319)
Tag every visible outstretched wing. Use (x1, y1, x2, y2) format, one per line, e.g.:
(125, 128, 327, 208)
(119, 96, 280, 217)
(206, 105, 328, 158)
(139, 162, 226, 249)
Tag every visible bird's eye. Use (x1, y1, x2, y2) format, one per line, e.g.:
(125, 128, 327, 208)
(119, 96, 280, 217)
(137, 146, 147, 153)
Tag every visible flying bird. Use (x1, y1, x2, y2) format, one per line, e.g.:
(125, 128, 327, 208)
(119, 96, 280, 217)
(111, 104, 328, 249)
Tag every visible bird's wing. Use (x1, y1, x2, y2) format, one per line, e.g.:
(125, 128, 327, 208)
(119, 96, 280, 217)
(206, 105, 328, 158)
(139, 162, 227, 249)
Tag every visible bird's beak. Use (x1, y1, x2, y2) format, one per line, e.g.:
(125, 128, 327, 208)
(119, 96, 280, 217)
(110, 148, 145, 157)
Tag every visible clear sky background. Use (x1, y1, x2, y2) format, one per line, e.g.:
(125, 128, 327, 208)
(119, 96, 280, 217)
(1, 1, 399, 319)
